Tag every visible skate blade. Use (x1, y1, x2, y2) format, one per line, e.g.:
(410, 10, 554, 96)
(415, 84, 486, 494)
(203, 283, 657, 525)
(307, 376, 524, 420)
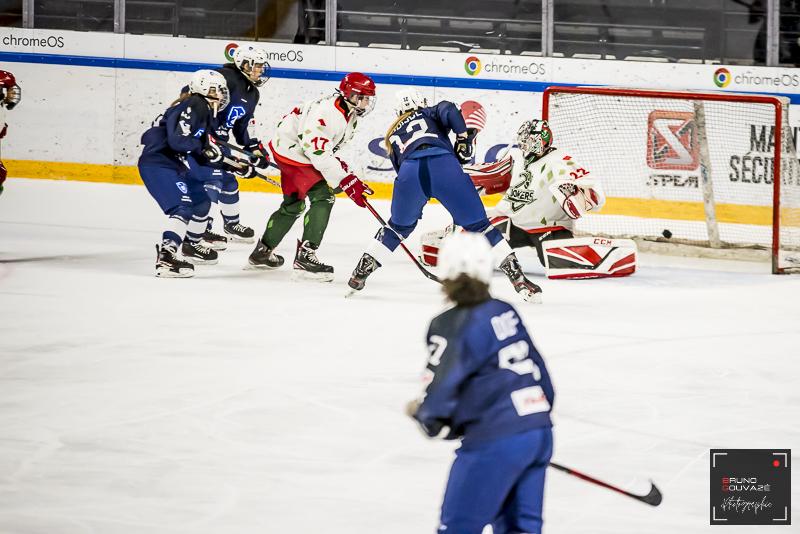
(521, 291, 543, 304)
(291, 270, 334, 283)
(243, 262, 282, 271)
(202, 241, 228, 251)
(344, 287, 361, 298)
(224, 234, 256, 244)
(183, 256, 219, 266)
(155, 268, 194, 278)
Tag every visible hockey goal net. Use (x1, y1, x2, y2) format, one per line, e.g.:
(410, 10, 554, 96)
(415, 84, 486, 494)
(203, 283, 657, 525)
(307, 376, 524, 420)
(542, 86, 800, 273)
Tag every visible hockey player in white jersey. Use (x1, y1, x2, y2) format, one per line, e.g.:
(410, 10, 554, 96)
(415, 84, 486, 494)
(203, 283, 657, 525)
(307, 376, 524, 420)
(422, 119, 637, 279)
(248, 72, 376, 281)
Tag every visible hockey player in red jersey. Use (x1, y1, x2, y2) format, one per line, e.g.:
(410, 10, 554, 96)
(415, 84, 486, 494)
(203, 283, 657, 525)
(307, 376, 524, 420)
(247, 72, 376, 281)
(0, 70, 22, 196)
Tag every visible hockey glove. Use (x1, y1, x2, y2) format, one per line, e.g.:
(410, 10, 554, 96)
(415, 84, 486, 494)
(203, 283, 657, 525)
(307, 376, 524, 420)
(454, 130, 477, 165)
(246, 140, 270, 169)
(237, 164, 259, 179)
(339, 174, 373, 208)
(202, 139, 224, 164)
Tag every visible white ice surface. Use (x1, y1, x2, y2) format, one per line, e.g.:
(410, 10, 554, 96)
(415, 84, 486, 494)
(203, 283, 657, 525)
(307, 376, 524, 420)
(1, 179, 798, 534)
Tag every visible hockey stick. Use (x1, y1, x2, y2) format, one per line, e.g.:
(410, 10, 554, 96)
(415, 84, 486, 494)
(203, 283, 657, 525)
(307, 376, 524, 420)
(548, 461, 663, 507)
(363, 199, 441, 284)
(209, 137, 281, 187)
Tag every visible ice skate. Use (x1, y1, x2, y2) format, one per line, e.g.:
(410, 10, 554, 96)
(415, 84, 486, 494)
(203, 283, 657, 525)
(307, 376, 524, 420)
(499, 253, 543, 303)
(345, 253, 381, 297)
(247, 241, 284, 270)
(202, 229, 228, 251)
(155, 243, 194, 278)
(292, 239, 334, 282)
(224, 222, 256, 243)
(181, 240, 219, 265)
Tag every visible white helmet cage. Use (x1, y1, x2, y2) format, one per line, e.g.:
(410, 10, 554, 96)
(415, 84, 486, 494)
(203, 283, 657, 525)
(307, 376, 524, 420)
(394, 88, 428, 116)
(189, 70, 230, 112)
(233, 45, 271, 87)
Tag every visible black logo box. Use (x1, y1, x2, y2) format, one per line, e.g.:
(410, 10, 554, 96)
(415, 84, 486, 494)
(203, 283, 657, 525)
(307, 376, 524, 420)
(710, 449, 791, 526)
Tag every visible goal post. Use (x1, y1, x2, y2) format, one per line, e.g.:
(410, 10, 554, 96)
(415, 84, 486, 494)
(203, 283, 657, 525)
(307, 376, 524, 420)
(542, 86, 800, 274)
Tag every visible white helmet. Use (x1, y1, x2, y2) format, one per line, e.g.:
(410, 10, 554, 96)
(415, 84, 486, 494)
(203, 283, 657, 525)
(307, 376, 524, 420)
(233, 45, 271, 86)
(438, 231, 493, 284)
(395, 88, 427, 116)
(189, 69, 230, 112)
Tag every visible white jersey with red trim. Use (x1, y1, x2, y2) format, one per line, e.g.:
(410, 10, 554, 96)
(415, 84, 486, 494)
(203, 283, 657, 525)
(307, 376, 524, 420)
(489, 147, 604, 232)
(269, 92, 359, 187)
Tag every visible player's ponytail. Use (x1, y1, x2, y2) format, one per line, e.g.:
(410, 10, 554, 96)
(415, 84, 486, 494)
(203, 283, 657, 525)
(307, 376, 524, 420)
(442, 274, 490, 306)
(383, 111, 414, 155)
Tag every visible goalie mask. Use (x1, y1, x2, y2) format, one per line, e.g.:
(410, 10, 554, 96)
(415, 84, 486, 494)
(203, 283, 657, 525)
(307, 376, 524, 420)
(517, 119, 553, 158)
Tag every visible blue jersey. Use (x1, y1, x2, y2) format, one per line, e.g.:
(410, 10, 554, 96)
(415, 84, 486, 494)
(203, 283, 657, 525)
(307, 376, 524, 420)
(414, 298, 554, 443)
(139, 95, 214, 171)
(386, 101, 467, 171)
(212, 64, 261, 146)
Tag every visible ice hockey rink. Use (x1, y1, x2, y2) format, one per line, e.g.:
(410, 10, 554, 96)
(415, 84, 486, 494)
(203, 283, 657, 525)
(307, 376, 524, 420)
(1, 177, 798, 534)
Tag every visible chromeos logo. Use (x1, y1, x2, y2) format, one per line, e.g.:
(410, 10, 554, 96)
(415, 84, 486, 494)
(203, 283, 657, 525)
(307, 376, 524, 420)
(464, 56, 482, 76)
(224, 43, 239, 62)
(714, 68, 731, 88)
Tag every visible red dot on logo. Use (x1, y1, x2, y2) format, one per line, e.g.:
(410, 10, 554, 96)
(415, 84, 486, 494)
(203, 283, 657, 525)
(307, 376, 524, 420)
(773, 459, 780, 467)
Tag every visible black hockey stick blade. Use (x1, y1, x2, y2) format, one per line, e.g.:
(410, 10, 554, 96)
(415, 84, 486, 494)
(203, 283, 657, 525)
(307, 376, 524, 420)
(639, 482, 663, 506)
(549, 461, 663, 507)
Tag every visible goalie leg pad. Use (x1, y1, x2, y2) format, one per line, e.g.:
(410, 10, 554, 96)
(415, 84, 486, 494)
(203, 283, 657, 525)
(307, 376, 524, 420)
(419, 225, 454, 267)
(542, 237, 637, 279)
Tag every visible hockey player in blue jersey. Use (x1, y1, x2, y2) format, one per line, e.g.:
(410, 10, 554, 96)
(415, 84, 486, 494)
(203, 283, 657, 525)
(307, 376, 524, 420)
(347, 89, 542, 302)
(203, 44, 272, 245)
(138, 70, 230, 277)
(407, 231, 555, 534)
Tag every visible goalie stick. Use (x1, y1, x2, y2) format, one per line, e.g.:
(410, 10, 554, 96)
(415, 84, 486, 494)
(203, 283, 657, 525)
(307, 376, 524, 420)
(363, 199, 441, 284)
(549, 461, 663, 507)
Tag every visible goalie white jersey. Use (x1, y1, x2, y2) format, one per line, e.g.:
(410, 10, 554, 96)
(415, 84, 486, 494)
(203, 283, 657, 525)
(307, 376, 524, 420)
(490, 147, 605, 232)
(270, 93, 359, 187)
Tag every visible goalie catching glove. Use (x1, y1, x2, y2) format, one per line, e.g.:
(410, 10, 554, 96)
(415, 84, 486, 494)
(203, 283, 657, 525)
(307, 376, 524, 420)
(549, 176, 605, 219)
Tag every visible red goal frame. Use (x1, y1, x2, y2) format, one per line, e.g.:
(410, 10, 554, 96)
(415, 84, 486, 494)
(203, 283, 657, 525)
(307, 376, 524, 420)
(542, 86, 788, 273)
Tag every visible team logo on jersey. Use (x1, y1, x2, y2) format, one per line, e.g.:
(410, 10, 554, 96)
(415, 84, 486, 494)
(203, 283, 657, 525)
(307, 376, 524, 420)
(225, 105, 246, 128)
(176, 182, 188, 194)
(646, 111, 699, 170)
(464, 56, 482, 76)
(713, 68, 731, 88)
(224, 43, 239, 62)
(506, 170, 536, 212)
(193, 128, 205, 138)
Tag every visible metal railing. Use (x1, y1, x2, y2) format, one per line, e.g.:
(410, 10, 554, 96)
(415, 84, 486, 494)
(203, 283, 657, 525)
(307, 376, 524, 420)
(15, 0, 791, 66)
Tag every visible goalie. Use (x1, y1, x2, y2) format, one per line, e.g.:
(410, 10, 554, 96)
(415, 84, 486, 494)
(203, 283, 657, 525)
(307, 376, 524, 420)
(421, 119, 637, 279)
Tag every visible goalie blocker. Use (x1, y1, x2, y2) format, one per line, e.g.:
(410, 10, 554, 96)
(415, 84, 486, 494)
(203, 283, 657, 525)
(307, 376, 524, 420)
(421, 223, 637, 279)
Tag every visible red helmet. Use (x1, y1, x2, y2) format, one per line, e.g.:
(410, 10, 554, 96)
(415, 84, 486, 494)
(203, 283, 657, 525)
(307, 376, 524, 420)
(339, 72, 376, 99)
(0, 70, 16, 89)
(0, 70, 21, 110)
